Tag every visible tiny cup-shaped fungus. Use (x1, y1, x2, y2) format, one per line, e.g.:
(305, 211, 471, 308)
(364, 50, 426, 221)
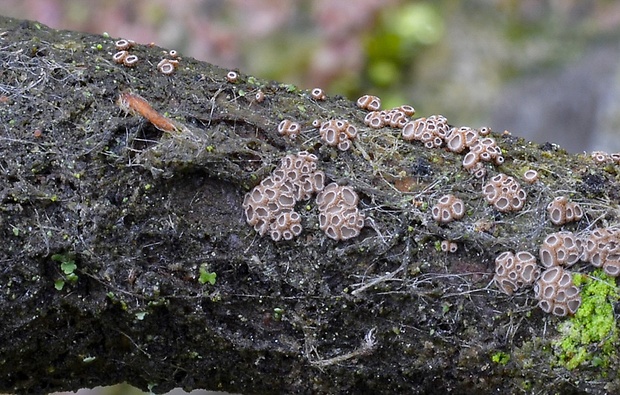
(440, 240, 458, 253)
(243, 151, 325, 241)
(356, 94, 381, 111)
(546, 196, 583, 226)
(113, 50, 128, 64)
(431, 194, 465, 224)
(523, 169, 539, 184)
(364, 111, 384, 129)
(493, 251, 540, 295)
(316, 183, 365, 241)
(115, 39, 134, 50)
(319, 120, 356, 151)
(122, 54, 139, 67)
(401, 115, 448, 148)
(534, 266, 581, 316)
(311, 88, 326, 101)
(539, 231, 582, 268)
(226, 71, 238, 83)
(278, 119, 301, 139)
(482, 174, 526, 213)
(581, 228, 620, 276)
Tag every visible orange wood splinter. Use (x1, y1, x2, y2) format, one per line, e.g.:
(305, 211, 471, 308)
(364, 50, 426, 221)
(117, 91, 178, 133)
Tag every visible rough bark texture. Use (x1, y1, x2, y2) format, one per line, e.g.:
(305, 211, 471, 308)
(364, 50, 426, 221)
(1, 16, 619, 395)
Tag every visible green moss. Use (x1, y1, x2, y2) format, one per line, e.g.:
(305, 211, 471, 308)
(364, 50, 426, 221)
(555, 270, 618, 370)
(491, 351, 510, 365)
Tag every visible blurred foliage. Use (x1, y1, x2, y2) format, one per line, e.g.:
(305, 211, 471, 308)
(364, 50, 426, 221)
(362, 3, 445, 108)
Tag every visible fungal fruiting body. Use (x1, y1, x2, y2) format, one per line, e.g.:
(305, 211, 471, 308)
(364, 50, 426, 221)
(113, 38, 137, 67)
(112, 50, 128, 64)
(401, 115, 449, 149)
(363, 111, 385, 129)
(316, 183, 365, 241)
(114, 39, 134, 50)
(431, 194, 465, 224)
(523, 169, 539, 184)
(440, 240, 458, 253)
(319, 120, 357, 151)
(311, 88, 326, 101)
(539, 231, 582, 268)
(591, 151, 613, 164)
(582, 228, 620, 276)
(356, 94, 381, 111)
(157, 58, 179, 75)
(243, 152, 325, 241)
(123, 54, 139, 67)
(482, 173, 527, 213)
(277, 120, 302, 139)
(534, 266, 581, 316)
(117, 92, 179, 133)
(226, 71, 239, 83)
(546, 196, 583, 226)
(493, 251, 540, 295)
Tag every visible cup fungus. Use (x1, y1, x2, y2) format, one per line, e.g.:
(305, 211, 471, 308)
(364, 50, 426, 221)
(523, 169, 539, 184)
(539, 231, 582, 268)
(243, 152, 325, 241)
(319, 120, 357, 151)
(493, 251, 541, 295)
(114, 39, 134, 50)
(356, 94, 381, 111)
(316, 183, 365, 241)
(112, 50, 128, 64)
(440, 240, 458, 253)
(581, 228, 620, 276)
(311, 88, 326, 101)
(364, 111, 385, 129)
(278, 119, 302, 139)
(534, 266, 581, 316)
(482, 173, 527, 213)
(591, 150, 612, 165)
(431, 194, 465, 224)
(226, 71, 238, 83)
(401, 115, 449, 149)
(546, 196, 583, 226)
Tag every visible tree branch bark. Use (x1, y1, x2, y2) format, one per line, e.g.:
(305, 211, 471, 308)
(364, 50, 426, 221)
(0, 16, 618, 394)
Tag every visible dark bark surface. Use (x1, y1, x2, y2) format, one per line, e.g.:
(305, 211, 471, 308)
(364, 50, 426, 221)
(1, 16, 619, 394)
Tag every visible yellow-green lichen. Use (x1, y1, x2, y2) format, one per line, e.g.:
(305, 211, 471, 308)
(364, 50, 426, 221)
(555, 269, 618, 370)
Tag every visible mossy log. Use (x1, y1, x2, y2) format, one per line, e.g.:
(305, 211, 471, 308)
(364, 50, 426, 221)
(1, 16, 619, 394)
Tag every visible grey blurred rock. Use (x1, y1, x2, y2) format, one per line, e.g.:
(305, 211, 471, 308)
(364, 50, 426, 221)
(492, 44, 620, 153)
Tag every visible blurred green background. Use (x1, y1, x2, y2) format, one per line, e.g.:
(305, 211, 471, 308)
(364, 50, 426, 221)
(2, 1, 620, 394)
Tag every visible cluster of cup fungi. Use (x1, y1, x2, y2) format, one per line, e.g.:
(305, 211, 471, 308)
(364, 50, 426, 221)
(110, 37, 620, 318)
(112, 38, 180, 75)
(247, 89, 620, 317)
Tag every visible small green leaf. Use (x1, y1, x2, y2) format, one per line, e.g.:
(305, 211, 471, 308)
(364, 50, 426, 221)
(60, 261, 77, 275)
(199, 265, 217, 285)
(54, 280, 65, 291)
(66, 272, 78, 283)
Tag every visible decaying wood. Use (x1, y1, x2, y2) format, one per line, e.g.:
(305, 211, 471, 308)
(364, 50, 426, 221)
(0, 16, 619, 394)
